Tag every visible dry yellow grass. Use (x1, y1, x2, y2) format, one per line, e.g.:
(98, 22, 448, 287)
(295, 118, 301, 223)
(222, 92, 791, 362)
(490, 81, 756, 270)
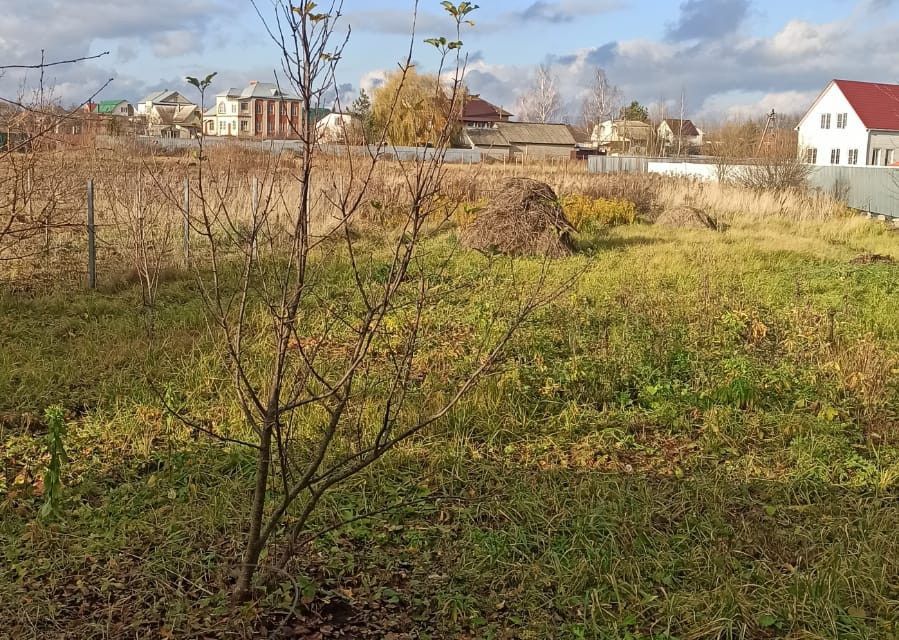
(2, 145, 896, 290)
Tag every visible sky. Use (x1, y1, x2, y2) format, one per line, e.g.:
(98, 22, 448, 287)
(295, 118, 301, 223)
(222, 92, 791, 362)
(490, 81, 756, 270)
(1, 0, 898, 126)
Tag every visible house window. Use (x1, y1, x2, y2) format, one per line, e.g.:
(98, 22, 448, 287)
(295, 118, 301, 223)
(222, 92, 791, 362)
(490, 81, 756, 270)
(871, 149, 881, 166)
(255, 101, 262, 114)
(806, 148, 817, 164)
(231, 104, 237, 114)
(291, 103, 298, 116)
(268, 102, 274, 115)
(820, 113, 831, 129)
(848, 149, 858, 165)
(240, 121, 248, 132)
(886, 150, 895, 166)
(218, 103, 225, 114)
(241, 102, 248, 112)
(830, 148, 840, 164)
(836, 113, 848, 129)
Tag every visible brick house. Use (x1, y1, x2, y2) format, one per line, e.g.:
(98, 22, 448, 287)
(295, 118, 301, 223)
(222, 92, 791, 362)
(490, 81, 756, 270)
(203, 81, 304, 139)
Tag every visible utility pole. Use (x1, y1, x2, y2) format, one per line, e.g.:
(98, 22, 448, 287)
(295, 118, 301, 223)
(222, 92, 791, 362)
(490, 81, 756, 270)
(757, 109, 777, 156)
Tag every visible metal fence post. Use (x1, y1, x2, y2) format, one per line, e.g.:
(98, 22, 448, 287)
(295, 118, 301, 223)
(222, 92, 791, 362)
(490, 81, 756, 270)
(87, 179, 96, 289)
(251, 177, 259, 259)
(183, 177, 190, 262)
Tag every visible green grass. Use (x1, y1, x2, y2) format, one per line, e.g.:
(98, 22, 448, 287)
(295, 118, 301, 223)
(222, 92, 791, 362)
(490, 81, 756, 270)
(2, 220, 899, 639)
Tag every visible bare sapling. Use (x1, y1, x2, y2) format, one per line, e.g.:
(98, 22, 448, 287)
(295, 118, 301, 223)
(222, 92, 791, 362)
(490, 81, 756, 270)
(179, 0, 571, 602)
(105, 163, 177, 306)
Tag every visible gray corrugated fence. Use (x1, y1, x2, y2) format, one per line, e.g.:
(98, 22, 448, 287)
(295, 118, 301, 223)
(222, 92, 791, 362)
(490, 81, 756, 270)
(588, 156, 899, 219)
(587, 156, 648, 173)
(806, 166, 899, 219)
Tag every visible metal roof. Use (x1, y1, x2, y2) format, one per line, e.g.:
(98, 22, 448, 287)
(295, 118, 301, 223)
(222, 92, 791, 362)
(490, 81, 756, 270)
(153, 105, 200, 125)
(662, 118, 700, 137)
(465, 127, 511, 148)
(833, 79, 899, 131)
(238, 82, 301, 101)
(96, 100, 129, 114)
(495, 122, 576, 146)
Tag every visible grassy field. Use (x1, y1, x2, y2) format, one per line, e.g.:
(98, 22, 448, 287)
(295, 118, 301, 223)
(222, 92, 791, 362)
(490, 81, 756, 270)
(3, 173, 899, 639)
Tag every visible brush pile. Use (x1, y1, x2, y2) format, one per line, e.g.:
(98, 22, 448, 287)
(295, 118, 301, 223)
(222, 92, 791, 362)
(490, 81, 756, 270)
(655, 205, 722, 231)
(460, 178, 575, 258)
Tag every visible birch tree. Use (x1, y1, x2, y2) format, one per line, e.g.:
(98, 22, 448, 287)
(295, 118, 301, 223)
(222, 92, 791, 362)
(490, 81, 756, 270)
(516, 64, 561, 123)
(580, 67, 620, 134)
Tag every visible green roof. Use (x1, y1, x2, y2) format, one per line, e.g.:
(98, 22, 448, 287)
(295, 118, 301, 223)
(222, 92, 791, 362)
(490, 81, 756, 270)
(97, 100, 126, 114)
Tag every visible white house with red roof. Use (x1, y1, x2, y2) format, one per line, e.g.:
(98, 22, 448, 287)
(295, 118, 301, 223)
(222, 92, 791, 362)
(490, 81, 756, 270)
(797, 79, 899, 167)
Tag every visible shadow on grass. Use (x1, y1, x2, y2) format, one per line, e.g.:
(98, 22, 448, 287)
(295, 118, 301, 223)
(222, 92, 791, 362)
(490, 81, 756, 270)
(575, 233, 665, 253)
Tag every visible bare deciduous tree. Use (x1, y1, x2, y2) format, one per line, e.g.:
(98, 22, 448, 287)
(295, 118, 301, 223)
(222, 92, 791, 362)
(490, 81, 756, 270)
(176, 0, 569, 603)
(516, 64, 561, 124)
(0, 53, 111, 266)
(580, 67, 620, 135)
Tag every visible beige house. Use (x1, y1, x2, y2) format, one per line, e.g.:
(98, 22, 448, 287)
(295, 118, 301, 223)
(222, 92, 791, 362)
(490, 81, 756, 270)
(592, 119, 653, 153)
(148, 104, 201, 139)
(137, 90, 194, 116)
(203, 81, 303, 139)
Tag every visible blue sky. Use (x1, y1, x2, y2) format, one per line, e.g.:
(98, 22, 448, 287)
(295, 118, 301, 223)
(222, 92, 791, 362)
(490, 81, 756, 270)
(2, 0, 898, 124)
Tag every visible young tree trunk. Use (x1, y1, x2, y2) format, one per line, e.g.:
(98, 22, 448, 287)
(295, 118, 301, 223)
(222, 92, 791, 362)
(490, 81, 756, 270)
(235, 423, 273, 601)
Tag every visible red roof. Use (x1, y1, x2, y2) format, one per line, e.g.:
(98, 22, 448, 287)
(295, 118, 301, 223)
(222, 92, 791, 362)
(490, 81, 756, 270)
(463, 95, 512, 123)
(833, 79, 899, 131)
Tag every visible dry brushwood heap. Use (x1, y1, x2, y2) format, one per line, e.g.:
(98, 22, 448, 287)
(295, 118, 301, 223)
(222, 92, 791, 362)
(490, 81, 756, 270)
(461, 178, 576, 258)
(655, 205, 722, 231)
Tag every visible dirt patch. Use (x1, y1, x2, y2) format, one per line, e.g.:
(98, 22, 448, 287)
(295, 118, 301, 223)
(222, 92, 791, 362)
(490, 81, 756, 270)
(460, 178, 576, 258)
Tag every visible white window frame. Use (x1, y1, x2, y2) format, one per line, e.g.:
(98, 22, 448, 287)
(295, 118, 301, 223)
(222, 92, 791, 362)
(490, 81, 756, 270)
(806, 148, 817, 164)
(848, 149, 858, 165)
(836, 113, 848, 129)
(830, 148, 840, 165)
(871, 149, 881, 166)
(217, 102, 225, 114)
(886, 150, 895, 166)
(820, 113, 831, 129)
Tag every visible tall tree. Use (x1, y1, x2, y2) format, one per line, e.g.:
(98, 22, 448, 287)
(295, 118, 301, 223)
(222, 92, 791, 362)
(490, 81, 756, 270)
(580, 68, 620, 134)
(515, 64, 562, 124)
(371, 69, 461, 146)
(619, 100, 649, 123)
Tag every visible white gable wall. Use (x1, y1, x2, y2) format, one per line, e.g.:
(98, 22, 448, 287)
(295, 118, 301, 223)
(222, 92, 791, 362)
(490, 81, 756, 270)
(798, 83, 869, 166)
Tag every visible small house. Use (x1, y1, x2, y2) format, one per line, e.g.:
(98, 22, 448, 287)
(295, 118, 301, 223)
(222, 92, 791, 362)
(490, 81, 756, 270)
(148, 104, 202, 139)
(137, 90, 195, 115)
(316, 112, 361, 144)
(93, 100, 135, 117)
(593, 119, 653, 153)
(463, 122, 576, 159)
(658, 118, 703, 154)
